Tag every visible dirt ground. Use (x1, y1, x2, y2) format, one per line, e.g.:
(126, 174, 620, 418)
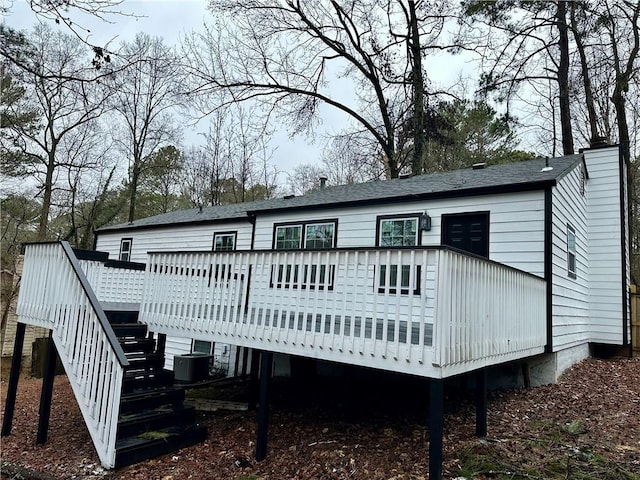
(1, 357, 639, 480)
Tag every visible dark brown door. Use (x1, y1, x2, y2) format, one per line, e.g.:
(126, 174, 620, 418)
(441, 212, 489, 258)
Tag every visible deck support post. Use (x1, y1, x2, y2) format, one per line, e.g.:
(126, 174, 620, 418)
(233, 346, 241, 376)
(248, 349, 261, 410)
(255, 350, 273, 462)
(475, 368, 487, 437)
(429, 378, 444, 480)
(242, 347, 250, 376)
(1, 322, 26, 437)
(36, 331, 57, 444)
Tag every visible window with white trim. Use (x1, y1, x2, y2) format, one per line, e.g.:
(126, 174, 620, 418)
(119, 238, 132, 261)
(567, 224, 577, 278)
(213, 232, 236, 251)
(275, 225, 302, 249)
(273, 220, 337, 250)
(378, 216, 419, 247)
(305, 223, 335, 249)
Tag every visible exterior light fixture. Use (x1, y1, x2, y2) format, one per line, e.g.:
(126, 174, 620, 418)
(420, 212, 432, 231)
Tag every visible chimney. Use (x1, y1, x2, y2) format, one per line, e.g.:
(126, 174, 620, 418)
(319, 176, 328, 189)
(590, 135, 610, 149)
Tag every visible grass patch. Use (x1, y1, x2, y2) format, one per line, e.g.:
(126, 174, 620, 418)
(455, 421, 640, 480)
(137, 431, 172, 440)
(236, 475, 262, 480)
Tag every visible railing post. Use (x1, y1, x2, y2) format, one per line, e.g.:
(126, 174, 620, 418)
(1, 322, 26, 437)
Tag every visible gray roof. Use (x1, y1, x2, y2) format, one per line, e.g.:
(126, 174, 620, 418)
(98, 154, 583, 233)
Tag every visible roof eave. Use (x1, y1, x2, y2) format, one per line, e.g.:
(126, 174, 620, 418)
(247, 179, 558, 216)
(95, 214, 253, 235)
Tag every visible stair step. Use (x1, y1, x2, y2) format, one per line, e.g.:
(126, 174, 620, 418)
(120, 388, 186, 415)
(114, 424, 208, 469)
(112, 323, 148, 338)
(105, 310, 139, 324)
(122, 369, 173, 393)
(117, 405, 197, 439)
(124, 353, 164, 369)
(119, 338, 155, 354)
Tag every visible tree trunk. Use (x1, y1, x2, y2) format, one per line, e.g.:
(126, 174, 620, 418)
(128, 162, 140, 222)
(570, 2, 599, 143)
(557, 1, 574, 155)
(408, 0, 425, 176)
(37, 152, 56, 240)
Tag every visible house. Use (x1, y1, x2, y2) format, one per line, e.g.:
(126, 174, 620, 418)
(3, 143, 629, 478)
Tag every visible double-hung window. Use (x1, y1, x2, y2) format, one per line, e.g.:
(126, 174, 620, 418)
(567, 224, 577, 278)
(304, 223, 336, 249)
(213, 232, 236, 251)
(271, 220, 337, 289)
(275, 225, 303, 250)
(273, 220, 337, 250)
(378, 216, 419, 247)
(119, 238, 132, 261)
(376, 214, 421, 294)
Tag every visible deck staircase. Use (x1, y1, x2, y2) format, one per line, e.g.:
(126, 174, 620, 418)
(105, 307, 207, 468)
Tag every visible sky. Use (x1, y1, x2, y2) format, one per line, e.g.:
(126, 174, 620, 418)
(5, 0, 476, 183)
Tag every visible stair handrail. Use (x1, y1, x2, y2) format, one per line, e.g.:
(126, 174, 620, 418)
(59, 242, 130, 366)
(17, 241, 129, 467)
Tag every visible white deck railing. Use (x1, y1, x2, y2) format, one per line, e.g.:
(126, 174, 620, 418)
(140, 247, 547, 377)
(432, 249, 547, 374)
(16, 242, 127, 468)
(79, 258, 146, 306)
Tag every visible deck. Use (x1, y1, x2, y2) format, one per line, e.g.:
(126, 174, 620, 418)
(11, 241, 547, 470)
(96, 245, 546, 378)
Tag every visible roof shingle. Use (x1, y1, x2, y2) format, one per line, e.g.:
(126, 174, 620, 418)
(97, 154, 582, 233)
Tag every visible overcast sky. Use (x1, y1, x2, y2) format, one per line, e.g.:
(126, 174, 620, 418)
(8, 1, 360, 179)
(6, 1, 476, 182)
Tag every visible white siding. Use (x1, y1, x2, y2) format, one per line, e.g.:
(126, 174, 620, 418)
(584, 146, 627, 344)
(253, 190, 546, 276)
(95, 220, 253, 372)
(95, 221, 254, 264)
(551, 165, 589, 351)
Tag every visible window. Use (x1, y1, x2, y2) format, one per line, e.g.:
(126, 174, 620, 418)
(275, 225, 302, 249)
(273, 220, 337, 250)
(270, 263, 336, 290)
(378, 264, 421, 295)
(193, 340, 212, 354)
(567, 224, 577, 278)
(305, 223, 335, 249)
(213, 232, 237, 251)
(377, 215, 420, 247)
(119, 238, 132, 261)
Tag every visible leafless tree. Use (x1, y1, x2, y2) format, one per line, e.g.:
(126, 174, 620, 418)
(1, 1, 141, 79)
(181, 105, 278, 206)
(184, 0, 459, 178)
(460, 1, 576, 155)
(109, 33, 183, 222)
(2, 24, 109, 240)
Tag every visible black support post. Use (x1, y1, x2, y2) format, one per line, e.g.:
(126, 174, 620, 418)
(234, 346, 242, 376)
(242, 347, 250, 376)
(255, 350, 273, 461)
(156, 333, 167, 357)
(36, 331, 57, 444)
(1, 322, 26, 437)
(475, 368, 487, 437)
(429, 378, 444, 480)
(247, 349, 261, 410)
